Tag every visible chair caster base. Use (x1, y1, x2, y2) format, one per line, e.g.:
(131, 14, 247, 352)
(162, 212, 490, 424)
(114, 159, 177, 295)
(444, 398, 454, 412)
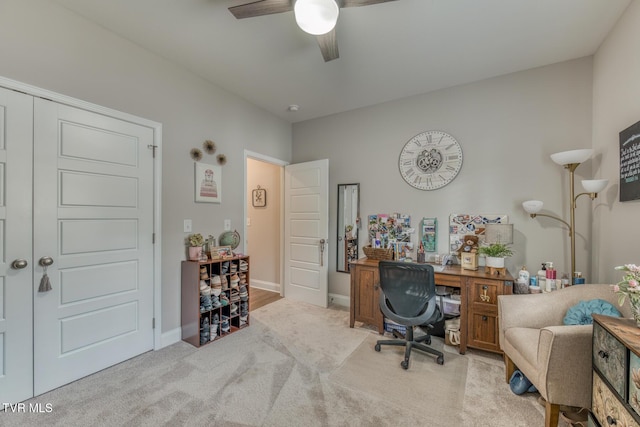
(401, 360, 409, 369)
(436, 355, 444, 365)
(374, 344, 381, 352)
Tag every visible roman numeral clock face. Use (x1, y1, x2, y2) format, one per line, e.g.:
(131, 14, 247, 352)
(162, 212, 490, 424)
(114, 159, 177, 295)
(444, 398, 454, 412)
(398, 131, 463, 190)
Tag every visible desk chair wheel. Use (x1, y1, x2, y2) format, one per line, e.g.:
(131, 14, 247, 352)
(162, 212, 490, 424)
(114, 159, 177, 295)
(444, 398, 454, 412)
(436, 355, 444, 365)
(374, 343, 381, 352)
(401, 360, 409, 370)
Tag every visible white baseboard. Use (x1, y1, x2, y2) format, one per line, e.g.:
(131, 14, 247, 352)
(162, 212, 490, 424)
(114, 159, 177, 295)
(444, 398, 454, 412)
(159, 327, 181, 349)
(329, 293, 350, 308)
(251, 279, 281, 293)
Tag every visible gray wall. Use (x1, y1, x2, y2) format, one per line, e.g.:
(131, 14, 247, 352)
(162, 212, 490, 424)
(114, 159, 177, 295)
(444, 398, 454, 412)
(293, 58, 595, 297)
(0, 0, 292, 336)
(592, 0, 640, 283)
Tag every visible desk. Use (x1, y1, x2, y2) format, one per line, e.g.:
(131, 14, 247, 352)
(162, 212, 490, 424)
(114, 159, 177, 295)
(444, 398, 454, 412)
(349, 258, 513, 354)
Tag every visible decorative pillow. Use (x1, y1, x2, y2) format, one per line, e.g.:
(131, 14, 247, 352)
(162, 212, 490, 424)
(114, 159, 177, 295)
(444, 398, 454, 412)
(563, 299, 621, 325)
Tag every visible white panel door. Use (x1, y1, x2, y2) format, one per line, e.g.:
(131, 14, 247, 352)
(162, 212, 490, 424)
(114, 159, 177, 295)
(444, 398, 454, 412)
(284, 159, 329, 307)
(32, 99, 155, 395)
(0, 87, 34, 403)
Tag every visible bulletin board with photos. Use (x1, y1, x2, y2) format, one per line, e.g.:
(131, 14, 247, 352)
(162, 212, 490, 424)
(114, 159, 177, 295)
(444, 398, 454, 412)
(449, 213, 509, 254)
(368, 213, 415, 260)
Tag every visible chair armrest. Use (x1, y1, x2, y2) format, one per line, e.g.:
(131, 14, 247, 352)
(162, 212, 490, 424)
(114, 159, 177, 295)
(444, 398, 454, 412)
(536, 324, 593, 407)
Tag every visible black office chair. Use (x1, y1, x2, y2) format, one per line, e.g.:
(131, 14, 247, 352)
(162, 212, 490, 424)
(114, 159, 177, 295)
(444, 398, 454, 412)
(374, 261, 444, 369)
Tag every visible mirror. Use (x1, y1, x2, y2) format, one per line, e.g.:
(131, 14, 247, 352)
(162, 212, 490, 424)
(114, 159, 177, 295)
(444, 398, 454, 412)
(337, 183, 360, 273)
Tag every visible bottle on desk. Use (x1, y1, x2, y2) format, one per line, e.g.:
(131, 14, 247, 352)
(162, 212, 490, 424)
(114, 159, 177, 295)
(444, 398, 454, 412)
(537, 263, 547, 293)
(545, 262, 557, 292)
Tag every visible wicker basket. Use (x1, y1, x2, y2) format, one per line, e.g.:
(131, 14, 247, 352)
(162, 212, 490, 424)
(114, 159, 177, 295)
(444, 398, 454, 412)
(363, 246, 393, 260)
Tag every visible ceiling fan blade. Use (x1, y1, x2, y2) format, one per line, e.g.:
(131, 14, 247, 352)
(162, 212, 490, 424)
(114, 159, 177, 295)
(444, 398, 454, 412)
(317, 29, 339, 62)
(228, 0, 293, 19)
(342, 0, 397, 7)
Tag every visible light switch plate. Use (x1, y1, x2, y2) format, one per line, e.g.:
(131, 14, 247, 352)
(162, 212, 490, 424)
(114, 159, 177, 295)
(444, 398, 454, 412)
(224, 219, 231, 231)
(184, 219, 192, 233)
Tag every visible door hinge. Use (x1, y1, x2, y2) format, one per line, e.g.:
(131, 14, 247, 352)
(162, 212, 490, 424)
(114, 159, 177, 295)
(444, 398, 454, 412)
(152, 233, 156, 244)
(152, 318, 155, 329)
(147, 144, 158, 158)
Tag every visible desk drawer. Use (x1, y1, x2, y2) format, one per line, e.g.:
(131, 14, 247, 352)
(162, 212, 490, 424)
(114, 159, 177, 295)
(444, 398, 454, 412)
(434, 274, 461, 288)
(469, 278, 500, 307)
(593, 322, 626, 399)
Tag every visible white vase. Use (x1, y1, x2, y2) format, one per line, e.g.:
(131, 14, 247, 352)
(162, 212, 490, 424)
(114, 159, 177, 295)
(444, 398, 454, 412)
(486, 256, 505, 268)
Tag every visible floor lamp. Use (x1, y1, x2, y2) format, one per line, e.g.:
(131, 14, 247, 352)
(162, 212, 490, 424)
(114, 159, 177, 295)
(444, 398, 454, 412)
(522, 149, 608, 280)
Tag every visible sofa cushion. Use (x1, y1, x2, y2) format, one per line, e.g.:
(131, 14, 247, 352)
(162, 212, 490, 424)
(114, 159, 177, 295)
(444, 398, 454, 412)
(563, 299, 621, 325)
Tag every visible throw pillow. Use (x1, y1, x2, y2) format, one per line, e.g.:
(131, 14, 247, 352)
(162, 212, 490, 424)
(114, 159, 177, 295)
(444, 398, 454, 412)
(563, 299, 621, 325)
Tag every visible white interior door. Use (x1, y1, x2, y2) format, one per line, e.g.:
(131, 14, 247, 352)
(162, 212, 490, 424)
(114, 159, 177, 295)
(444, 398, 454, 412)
(32, 99, 155, 395)
(284, 159, 329, 307)
(0, 87, 34, 403)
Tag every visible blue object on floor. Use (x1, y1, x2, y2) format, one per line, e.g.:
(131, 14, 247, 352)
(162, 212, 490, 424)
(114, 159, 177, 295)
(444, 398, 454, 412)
(509, 370, 537, 394)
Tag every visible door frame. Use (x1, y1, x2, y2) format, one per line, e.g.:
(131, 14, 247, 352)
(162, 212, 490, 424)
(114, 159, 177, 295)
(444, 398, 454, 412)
(0, 75, 164, 350)
(243, 150, 288, 296)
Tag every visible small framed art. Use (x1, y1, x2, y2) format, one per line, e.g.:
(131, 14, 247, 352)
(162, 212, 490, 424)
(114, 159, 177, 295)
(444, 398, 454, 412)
(252, 186, 266, 207)
(620, 119, 640, 202)
(210, 246, 232, 260)
(195, 162, 221, 203)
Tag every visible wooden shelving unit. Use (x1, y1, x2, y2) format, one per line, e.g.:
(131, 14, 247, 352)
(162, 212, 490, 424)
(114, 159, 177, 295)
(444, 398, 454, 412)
(181, 255, 250, 347)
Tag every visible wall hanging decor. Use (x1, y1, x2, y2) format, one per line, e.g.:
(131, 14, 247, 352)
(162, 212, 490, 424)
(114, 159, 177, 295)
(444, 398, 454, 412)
(620, 119, 640, 202)
(367, 213, 415, 260)
(195, 162, 222, 203)
(203, 139, 217, 155)
(448, 213, 508, 254)
(190, 148, 203, 161)
(252, 185, 266, 207)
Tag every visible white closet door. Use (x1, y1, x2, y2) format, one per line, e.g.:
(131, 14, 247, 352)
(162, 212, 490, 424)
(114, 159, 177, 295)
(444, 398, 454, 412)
(33, 99, 155, 395)
(0, 87, 34, 403)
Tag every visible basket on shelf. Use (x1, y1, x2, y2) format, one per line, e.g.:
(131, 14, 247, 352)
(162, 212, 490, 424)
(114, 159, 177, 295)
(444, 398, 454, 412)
(363, 246, 393, 260)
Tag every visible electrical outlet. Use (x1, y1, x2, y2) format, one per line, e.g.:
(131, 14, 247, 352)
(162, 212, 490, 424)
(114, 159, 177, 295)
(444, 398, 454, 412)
(184, 219, 192, 233)
(224, 219, 231, 231)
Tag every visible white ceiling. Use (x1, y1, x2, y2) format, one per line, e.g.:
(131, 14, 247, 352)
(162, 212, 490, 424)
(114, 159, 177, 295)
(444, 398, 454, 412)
(52, 0, 631, 123)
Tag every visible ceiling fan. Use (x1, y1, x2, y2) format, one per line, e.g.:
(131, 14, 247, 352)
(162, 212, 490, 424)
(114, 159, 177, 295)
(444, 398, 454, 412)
(228, 0, 397, 62)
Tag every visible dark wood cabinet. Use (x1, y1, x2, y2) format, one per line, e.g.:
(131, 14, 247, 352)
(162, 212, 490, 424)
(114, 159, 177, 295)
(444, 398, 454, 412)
(349, 258, 513, 354)
(350, 260, 384, 333)
(590, 314, 640, 427)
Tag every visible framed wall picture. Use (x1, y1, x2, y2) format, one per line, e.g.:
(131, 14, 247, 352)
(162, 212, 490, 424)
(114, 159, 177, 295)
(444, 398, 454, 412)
(620, 120, 640, 202)
(252, 186, 266, 207)
(195, 162, 221, 203)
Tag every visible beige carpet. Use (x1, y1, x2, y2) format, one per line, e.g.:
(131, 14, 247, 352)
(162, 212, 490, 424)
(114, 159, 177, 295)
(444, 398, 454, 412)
(2, 298, 556, 426)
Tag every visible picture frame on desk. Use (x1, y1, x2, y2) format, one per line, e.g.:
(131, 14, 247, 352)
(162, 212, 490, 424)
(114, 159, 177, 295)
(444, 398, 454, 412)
(460, 252, 478, 270)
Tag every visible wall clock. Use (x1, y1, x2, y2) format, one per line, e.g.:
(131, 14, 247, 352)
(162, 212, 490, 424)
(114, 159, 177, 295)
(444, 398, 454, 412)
(398, 130, 463, 190)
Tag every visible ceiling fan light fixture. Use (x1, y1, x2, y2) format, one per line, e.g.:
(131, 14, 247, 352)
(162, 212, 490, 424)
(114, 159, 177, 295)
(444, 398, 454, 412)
(294, 0, 339, 36)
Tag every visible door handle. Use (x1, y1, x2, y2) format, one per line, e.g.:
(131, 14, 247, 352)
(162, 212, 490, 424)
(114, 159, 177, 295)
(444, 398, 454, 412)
(11, 259, 28, 269)
(319, 239, 326, 266)
(39, 256, 54, 267)
(38, 256, 54, 293)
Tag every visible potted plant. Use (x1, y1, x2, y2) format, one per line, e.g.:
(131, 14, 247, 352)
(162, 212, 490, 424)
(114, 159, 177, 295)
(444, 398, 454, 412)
(187, 233, 205, 261)
(477, 243, 514, 268)
(345, 224, 354, 240)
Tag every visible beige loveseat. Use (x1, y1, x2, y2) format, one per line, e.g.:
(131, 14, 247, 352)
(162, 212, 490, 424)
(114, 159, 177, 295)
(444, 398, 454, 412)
(498, 284, 631, 427)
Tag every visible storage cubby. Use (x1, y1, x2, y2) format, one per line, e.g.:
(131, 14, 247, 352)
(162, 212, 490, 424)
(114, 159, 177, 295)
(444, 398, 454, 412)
(181, 256, 250, 347)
